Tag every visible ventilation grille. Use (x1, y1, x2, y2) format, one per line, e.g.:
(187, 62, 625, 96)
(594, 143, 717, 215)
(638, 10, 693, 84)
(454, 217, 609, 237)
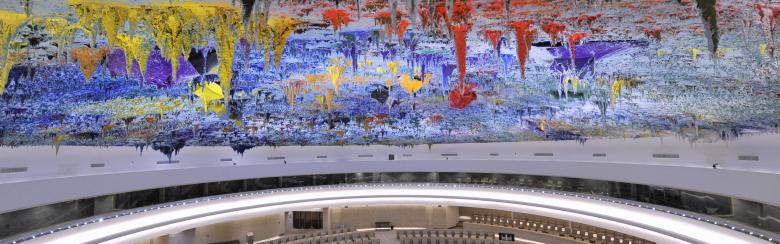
(357, 154, 373, 158)
(316, 155, 327, 159)
(441, 153, 458, 157)
(0, 167, 27, 173)
(534, 153, 553, 157)
(592, 153, 607, 157)
(90, 163, 105, 168)
(738, 155, 759, 161)
(219, 158, 232, 162)
(652, 153, 680, 159)
(267, 156, 285, 160)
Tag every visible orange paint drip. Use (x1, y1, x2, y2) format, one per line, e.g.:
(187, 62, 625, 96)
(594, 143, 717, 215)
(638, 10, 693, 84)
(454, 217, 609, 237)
(509, 20, 535, 79)
(542, 22, 566, 45)
(483, 29, 502, 51)
(322, 8, 351, 32)
(452, 24, 470, 88)
(71, 47, 109, 83)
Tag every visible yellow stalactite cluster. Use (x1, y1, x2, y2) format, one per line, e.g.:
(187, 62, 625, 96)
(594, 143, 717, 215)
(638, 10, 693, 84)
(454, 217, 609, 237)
(65, 1, 243, 90)
(0, 10, 28, 95)
(268, 16, 304, 69)
(116, 33, 150, 77)
(215, 13, 243, 98)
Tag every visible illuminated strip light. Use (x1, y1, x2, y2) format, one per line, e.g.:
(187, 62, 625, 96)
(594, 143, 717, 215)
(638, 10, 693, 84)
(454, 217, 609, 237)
(26, 185, 767, 244)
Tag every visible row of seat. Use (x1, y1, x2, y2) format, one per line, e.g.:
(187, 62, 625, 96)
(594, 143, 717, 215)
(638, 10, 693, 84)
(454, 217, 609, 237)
(399, 238, 511, 244)
(470, 214, 654, 244)
(259, 229, 377, 244)
(397, 230, 497, 240)
(397, 229, 514, 244)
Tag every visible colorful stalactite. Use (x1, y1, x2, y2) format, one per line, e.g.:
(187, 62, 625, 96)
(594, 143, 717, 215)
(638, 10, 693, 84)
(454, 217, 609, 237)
(396, 19, 411, 44)
(215, 13, 243, 99)
(40, 17, 69, 61)
(611, 78, 624, 105)
(452, 23, 470, 89)
(282, 80, 304, 111)
(435, 1, 472, 35)
(755, 3, 780, 56)
(542, 22, 566, 45)
(193, 82, 225, 114)
(116, 34, 150, 79)
(643, 27, 663, 42)
(567, 32, 588, 68)
(399, 73, 423, 94)
(71, 47, 110, 83)
(327, 65, 344, 95)
(64, 1, 242, 88)
(372, 10, 406, 38)
(483, 29, 502, 53)
(695, 0, 719, 55)
(268, 16, 304, 69)
(509, 20, 535, 79)
(449, 83, 477, 109)
(322, 8, 352, 32)
(0, 10, 27, 95)
(440, 63, 456, 97)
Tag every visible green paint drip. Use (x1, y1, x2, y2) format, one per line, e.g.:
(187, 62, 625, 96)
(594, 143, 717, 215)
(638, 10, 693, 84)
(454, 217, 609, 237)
(696, 0, 719, 55)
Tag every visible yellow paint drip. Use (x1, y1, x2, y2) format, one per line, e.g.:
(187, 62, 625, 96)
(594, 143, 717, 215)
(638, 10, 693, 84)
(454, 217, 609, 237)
(268, 16, 303, 69)
(611, 78, 624, 105)
(327, 65, 344, 95)
(116, 33, 150, 77)
(691, 48, 700, 63)
(193, 82, 225, 115)
(760, 43, 768, 57)
(399, 73, 423, 94)
(65, 1, 242, 90)
(0, 10, 27, 95)
(215, 13, 243, 99)
(387, 61, 399, 74)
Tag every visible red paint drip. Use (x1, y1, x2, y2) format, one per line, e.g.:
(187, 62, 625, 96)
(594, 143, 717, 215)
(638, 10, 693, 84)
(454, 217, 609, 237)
(436, 3, 453, 35)
(643, 27, 663, 42)
(755, 3, 780, 56)
(542, 22, 566, 45)
(449, 83, 477, 109)
(322, 8, 352, 32)
(452, 24, 471, 88)
(483, 29, 502, 51)
(396, 20, 411, 44)
(568, 32, 588, 63)
(509, 20, 535, 79)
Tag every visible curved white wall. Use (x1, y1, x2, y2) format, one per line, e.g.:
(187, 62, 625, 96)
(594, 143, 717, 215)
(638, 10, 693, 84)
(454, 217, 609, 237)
(0, 135, 779, 213)
(19, 184, 771, 244)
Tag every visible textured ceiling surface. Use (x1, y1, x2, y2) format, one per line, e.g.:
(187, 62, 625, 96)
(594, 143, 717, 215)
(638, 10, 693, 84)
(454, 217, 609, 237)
(0, 0, 778, 156)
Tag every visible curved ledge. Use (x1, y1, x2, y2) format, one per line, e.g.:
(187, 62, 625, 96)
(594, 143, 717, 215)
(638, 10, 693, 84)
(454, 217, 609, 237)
(12, 184, 774, 244)
(1, 158, 779, 215)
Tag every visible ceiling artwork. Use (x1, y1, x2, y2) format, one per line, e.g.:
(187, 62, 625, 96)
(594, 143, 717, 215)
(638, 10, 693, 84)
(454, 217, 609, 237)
(0, 0, 778, 157)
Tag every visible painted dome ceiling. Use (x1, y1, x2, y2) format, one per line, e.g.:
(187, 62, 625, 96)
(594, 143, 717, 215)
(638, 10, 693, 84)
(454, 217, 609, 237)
(0, 0, 778, 155)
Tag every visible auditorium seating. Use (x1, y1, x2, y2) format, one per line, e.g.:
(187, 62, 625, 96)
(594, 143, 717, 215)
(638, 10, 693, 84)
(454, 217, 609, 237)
(258, 228, 379, 244)
(396, 229, 507, 244)
(469, 213, 654, 244)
